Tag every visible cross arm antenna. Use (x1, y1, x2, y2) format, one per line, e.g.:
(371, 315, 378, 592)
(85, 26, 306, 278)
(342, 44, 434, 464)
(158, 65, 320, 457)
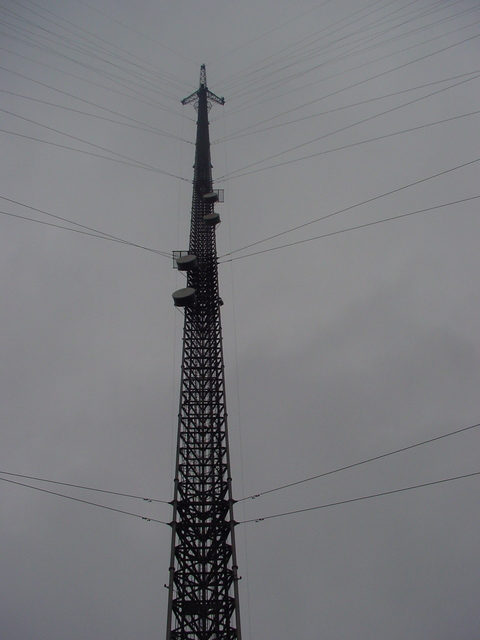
(181, 63, 225, 106)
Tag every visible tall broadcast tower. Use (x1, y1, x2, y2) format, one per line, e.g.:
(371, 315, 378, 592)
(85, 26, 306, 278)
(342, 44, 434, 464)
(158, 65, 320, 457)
(166, 65, 242, 640)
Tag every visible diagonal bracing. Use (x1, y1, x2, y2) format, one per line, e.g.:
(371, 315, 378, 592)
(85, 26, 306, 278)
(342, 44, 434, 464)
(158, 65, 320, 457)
(166, 65, 242, 640)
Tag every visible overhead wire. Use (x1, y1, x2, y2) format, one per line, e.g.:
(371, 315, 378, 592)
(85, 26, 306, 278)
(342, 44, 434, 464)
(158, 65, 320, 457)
(240, 471, 480, 524)
(217, 11, 479, 132)
(1, 103, 177, 167)
(3, 5, 476, 267)
(3, 467, 478, 529)
(219, 107, 480, 184)
(231, 0, 470, 94)
(0, 110, 190, 182)
(220, 2, 416, 104)
(72, 0, 197, 68)
(0, 208, 172, 257)
(4, 0, 476, 190)
(218, 37, 480, 180)
(3, 417, 480, 527)
(0, 127, 191, 179)
(219, 0, 462, 105)
(0, 3, 185, 102)
(355, 0, 476, 46)
(9, 0, 191, 94)
(220, 196, 480, 264)
(0, 196, 172, 258)
(0, 52, 181, 119)
(220, 102, 254, 640)
(2, 0, 479, 535)
(5, 0, 472, 142)
(0, 88, 191, 142)
(220, 158, 480, 260)
(238, 422, 480, 501)
(0, 470, 170, 504)
(0, 2, 190, 111)
(0, 20, 181, 106)
(218, 0, 403, 93)
(0, 10, 196, 179)
(217, 3, 479, 129)
(217, 111, 480, 209)
(0, 1, 478, 600)
(219, 7, 479, 110)
(207, 0, 336, 67)
(0, 476, 169, 525)
(0, 63, 191, 129)
(215, 70, 480, 142)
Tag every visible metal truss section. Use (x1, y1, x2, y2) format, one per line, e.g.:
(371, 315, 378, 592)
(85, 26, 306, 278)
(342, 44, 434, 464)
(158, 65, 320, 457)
(166, 67, 241, 640)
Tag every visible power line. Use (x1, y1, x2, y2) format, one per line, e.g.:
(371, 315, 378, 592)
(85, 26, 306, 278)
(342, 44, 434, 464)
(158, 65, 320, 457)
(0, 106, 187, 178)
(220, 158, 480, 260)
(219, 71, 480, 180)
(0, 62, 188, 121)
(208, 0, 336, 68)
(215, 70, 480, 142)
(220, 106, 480, 181)
(72, 0, 197, 67)
(218, 0, 401, 94)
(221, 3, 431, 106)
(239, 421, 480, 502)
(232, 0, 479, 103)
(0, 470, 170, 504)
(9, 0, 190, 94)
(217, 4, 459, 108)
(240, 471, 480, 524)
(218, 28, 480, 141)
(0, 21, 180, 106)
(219, 196, 480, 263)
(0, 207, 171, 258)
(0, 476, 169, 525)
(0, 127, 190, 181)
(216, 111, 480, 192)
(0, 88, 191, 142)
(3, 421, 480, 527)
(0, 195, 169, 254)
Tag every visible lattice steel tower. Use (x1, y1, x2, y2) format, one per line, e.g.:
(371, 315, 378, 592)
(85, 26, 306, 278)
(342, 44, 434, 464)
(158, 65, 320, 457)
(166, 65, 242, 640)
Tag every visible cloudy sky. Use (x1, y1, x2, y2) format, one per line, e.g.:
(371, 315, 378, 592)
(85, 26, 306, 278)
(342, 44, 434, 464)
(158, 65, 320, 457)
(1, 0, 480, 638)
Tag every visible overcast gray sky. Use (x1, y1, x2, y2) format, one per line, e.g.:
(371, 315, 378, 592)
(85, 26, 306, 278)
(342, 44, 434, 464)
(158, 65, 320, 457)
(1, 0, 480, 638)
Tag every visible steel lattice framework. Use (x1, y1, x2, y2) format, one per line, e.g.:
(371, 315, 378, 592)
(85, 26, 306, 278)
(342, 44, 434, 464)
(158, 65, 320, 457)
(166, 66, 242, 640)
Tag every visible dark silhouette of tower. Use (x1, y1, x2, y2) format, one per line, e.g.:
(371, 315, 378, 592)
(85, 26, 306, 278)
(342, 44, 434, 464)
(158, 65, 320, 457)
(166, 65, 242, 640)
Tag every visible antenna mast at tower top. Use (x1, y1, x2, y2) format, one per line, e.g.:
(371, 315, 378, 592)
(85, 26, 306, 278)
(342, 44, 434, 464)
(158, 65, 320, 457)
(181, 64, 225, 107)
(167, 66, 241, 640)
